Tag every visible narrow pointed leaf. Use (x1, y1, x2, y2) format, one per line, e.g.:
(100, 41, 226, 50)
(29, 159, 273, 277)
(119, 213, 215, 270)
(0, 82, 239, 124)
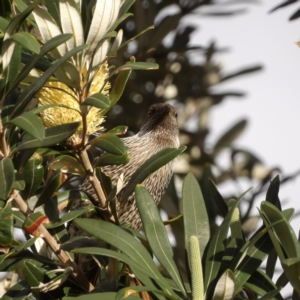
(107, 126, 128, 136)
(120, 145, 186, 204)
(113, 61, 159, 74)
(96, 153, 130, 166)
(0, 202, 13, 251)
(20, 152, 44, 200)
(14, 122, 80, 152)
(89, 133, 127, 155)
(183, 173, 210, 263)
(209, 179, 228, 218)
(104, 69, 131, 114)
(204, 189, 251, 297)
(11, 32, 40, 54)
(5, 34, 73, 97)
(135, 185, 187, 297)
(0, 158, 15, 201)
(74, 218, 180, 298)
(49, 155, 85, 175)
(8, 112, 45, 140)
(81, 93, 110, 109)
(34, 169, 63, 209)
(9, 44, 87, 120)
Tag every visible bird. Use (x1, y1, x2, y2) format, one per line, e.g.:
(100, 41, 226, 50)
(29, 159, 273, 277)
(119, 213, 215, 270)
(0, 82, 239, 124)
(67, 103, 179, 282)
(70, 103, 180, 232)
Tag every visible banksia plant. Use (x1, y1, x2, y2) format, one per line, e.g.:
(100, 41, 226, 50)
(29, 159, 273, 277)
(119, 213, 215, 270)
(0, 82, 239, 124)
(1, 1, 300, 299)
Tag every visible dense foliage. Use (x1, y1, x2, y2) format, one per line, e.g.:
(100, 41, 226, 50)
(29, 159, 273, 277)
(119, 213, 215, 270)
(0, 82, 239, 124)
(0, 0, 299, 299)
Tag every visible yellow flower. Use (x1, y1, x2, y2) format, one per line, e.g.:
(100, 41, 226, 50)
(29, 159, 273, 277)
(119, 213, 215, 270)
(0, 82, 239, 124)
(37, 63, 110, 145)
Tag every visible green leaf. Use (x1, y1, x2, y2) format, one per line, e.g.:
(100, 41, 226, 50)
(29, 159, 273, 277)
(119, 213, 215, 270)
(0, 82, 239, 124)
(204, 189, 251, 297)
(8, 111, 45, 140)
(95, 153, 130, 166)
(4, 42, 21, 89)
(49, 155, 85, 175)
(182, 173, 210, 263)
(22, 261, 45, 287)
(0, 157, 15, 201)
(14, 122, 80, 152)
(0, 202, 13, 250)
(11, 32, 40, 54)
(266, 175, 281, 210)
(113, 61, 159, 74)
(81, 93, 110, 109)
(74, 218, 180, 298)
(120, 145, 186, 204)
(0, 279, 31, 300)
(20, 152, 44, 200)
(89, 133, 127, 155)
(9, 44, 88, 120)
(45, 206, 94, 229)
(244, 269, 283, 300)
(107, 125, 128, 136)
(63, 293, 117, 300)
(34, 169, 63, 209)
(12, 173, 26, 191)
(209, 179, 228, 218)
(5, 33, 73, 97)
(103, 69, 131, 114)
(135, 185, 187, 297)
(261, 201, 300, 294)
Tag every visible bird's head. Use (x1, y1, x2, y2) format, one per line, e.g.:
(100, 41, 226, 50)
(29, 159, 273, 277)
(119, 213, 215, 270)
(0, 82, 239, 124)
(138, 103, 179, 139)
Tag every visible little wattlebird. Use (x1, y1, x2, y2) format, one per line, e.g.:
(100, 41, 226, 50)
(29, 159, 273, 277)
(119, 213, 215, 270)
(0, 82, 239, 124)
(70, 103, 179, 231)
(67, 103, 179, 282)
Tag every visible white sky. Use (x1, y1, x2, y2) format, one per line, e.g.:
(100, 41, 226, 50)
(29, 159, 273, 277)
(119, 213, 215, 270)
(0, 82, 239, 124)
(184, 1, 300, 296)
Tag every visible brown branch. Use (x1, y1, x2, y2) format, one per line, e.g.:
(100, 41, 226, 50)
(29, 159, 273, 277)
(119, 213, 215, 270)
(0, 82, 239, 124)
(78, 150, 107, 209)
(12, 190, 94, 293)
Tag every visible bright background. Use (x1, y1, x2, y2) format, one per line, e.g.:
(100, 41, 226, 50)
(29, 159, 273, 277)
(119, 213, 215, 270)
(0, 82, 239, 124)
(184, 1, 300, 296)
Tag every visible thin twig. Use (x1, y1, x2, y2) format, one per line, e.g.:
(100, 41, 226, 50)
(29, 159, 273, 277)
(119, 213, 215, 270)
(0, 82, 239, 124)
(12, 190, 94, 292)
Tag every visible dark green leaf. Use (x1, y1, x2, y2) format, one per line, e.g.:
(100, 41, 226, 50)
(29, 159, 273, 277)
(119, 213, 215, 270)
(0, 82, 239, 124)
(11, 32, 40, 54)
(107, 125, 128, 136)
(266, 175, 281, 210)
(245, 269, 283, 300)
(135, 185, 187, 297)
(204, 189, 251, 297)
(45, 206, 94, 229)
(89, 133, 127, 155)
(183, 173, 210, 263)
(95, 153, 130, 166)
(14, 122, 80, 152)
(112, 61, 159, 76)
(103, 69, 131, 114)
(120, 145, 186, 204)
(0, 157, 15, 201)
(81, 93, 110, 109)
(8, 111, 45, 140)
(22, 261, 45, 287)
(0, 279, 31, 300)
(34, 169, 63, 209)
(63, 293, 117, 300)
(209, 179, 228, 218)
(12, 173, 26, 191)
(0, 202, 13, 249)
(9, 44, 87, 120)
(6, 34, 73, 97)
(49, 155, 85, 175)
(74, 218, 179, 298)
(20, 152, 44, 200)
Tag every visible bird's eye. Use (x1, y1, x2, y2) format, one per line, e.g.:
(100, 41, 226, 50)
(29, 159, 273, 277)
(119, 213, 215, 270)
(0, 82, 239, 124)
(148, 109, 155, 117)
(174, 111, 178, 118)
